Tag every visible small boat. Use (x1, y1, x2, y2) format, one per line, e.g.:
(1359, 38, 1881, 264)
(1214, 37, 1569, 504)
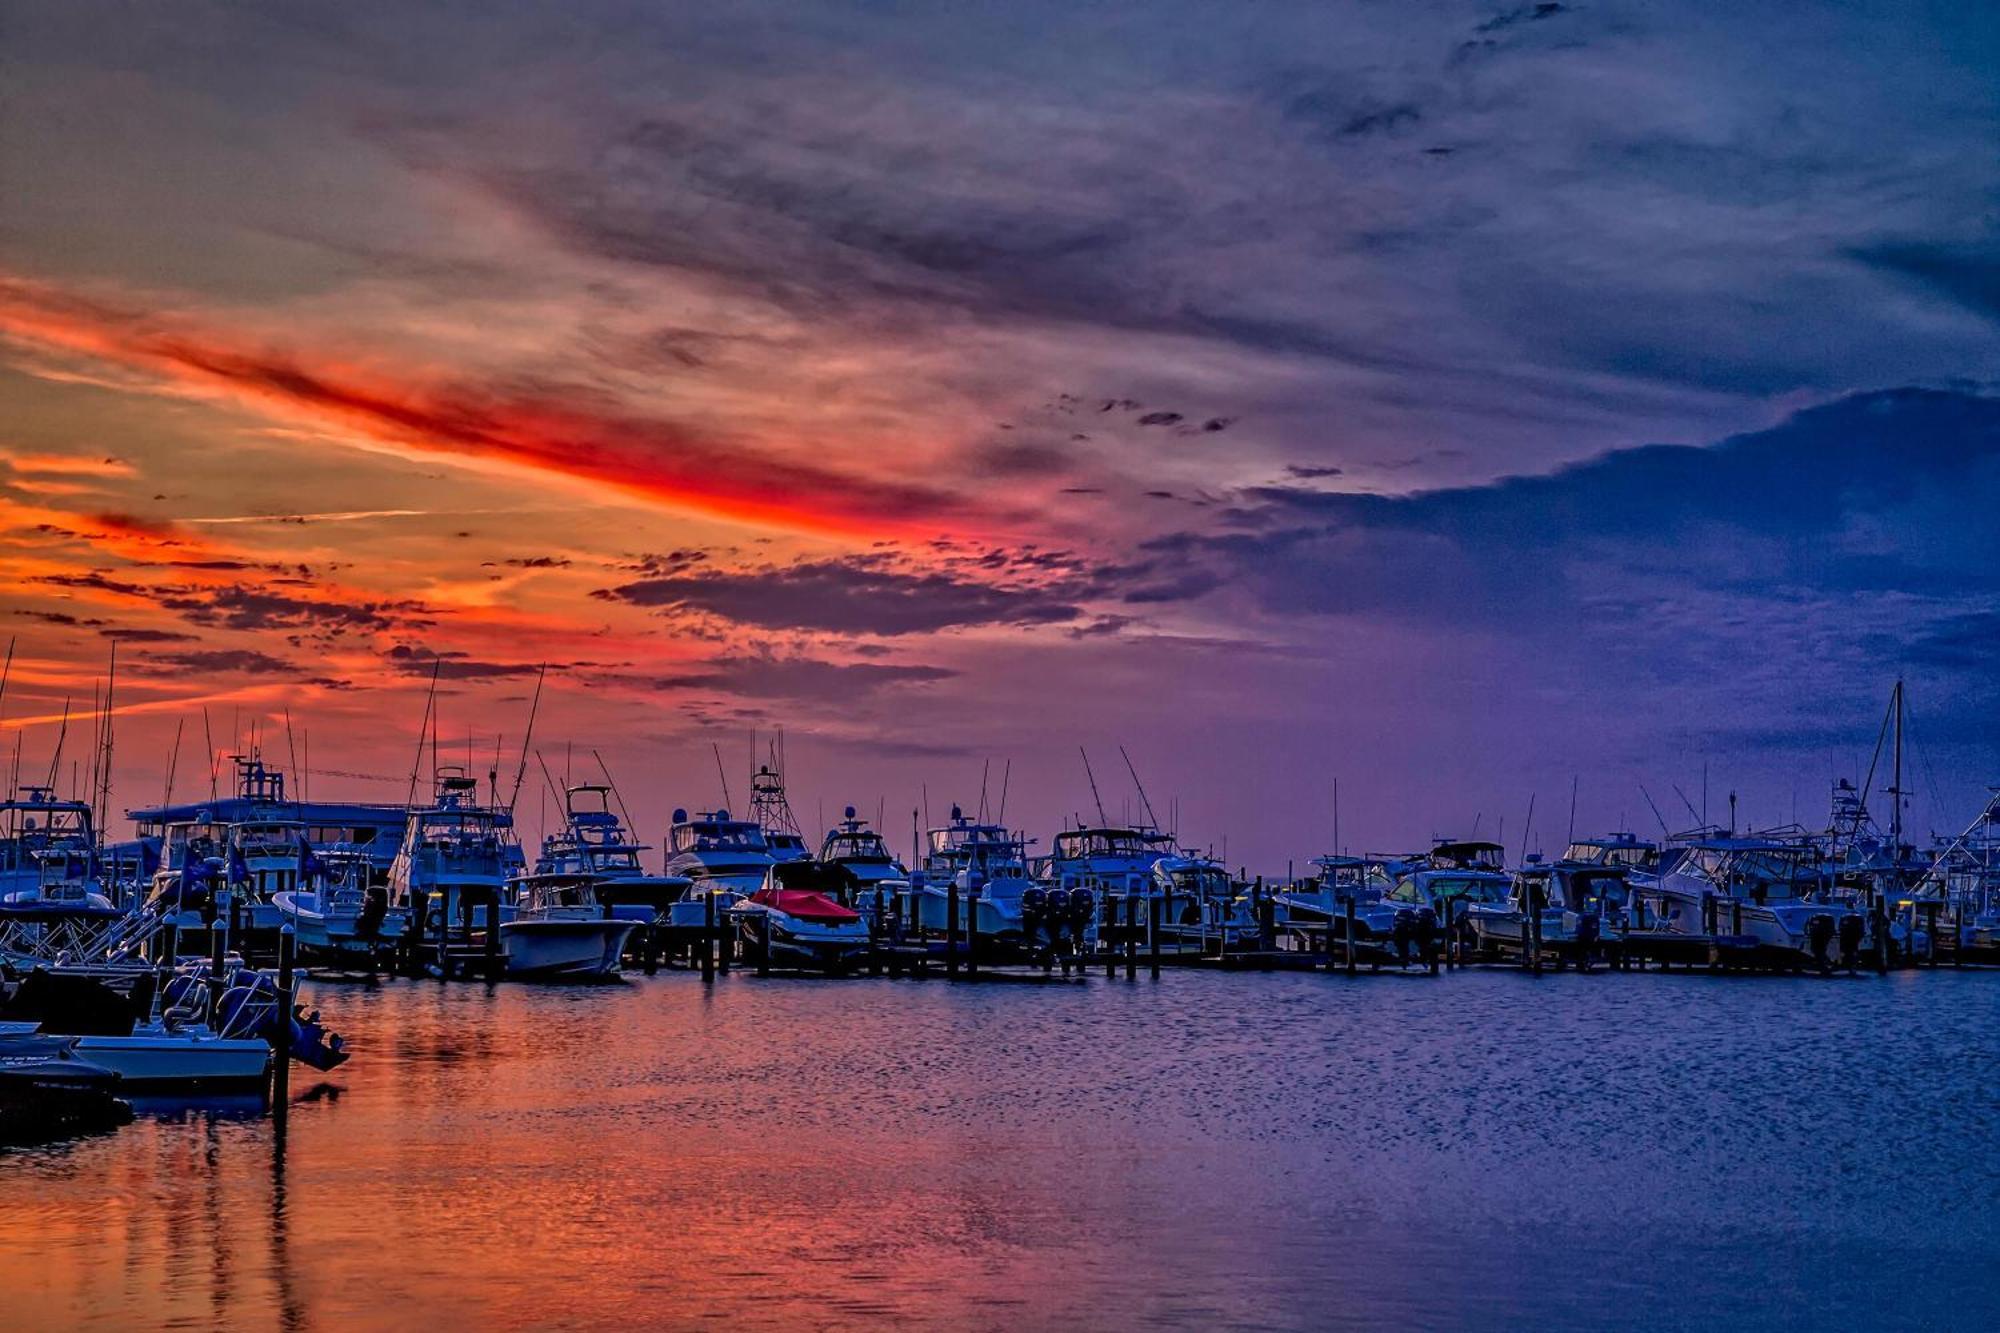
(663, 807, 772, 928)
(272, 843, 404, 961)
(730, 861, 871, 970)
(0, 1029, 124, 1092)
(818, 807, 909, 926)
(389, 769, 519, 951)
(1466, 855, 1629, 963)
(70, 1024, 272, 1090)
(499, 873, 635, 980)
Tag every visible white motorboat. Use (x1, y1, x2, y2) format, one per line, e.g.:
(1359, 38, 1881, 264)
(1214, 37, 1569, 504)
(272, 845, 404, 960)
(499, 873, 635, 980)
(1638, 837, 1861, 968)
(71, 1023, 271, 1089)
(910, 806, 1039, 945)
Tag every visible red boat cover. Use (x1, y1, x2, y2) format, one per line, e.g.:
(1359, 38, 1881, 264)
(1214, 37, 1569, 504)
(752, 888, 861, 923)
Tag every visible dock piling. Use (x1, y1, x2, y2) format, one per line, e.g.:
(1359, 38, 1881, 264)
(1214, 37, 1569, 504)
(701, 892, 716, 982)
(946, 883, 960, 976)
(272, 926, 294, 1121)
(1149, 895, 1161, 979)
(1344, 897, 1357, 976)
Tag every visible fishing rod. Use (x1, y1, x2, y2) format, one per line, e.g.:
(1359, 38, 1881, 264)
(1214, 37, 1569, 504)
(1119, 745, 1161, 830)
(507, 663, 547, 813)
(593, 748, 638, 834)
(404, 657, 441, 808)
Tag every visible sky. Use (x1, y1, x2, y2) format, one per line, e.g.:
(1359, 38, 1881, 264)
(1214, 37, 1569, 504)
(2, 1, 1998, 867)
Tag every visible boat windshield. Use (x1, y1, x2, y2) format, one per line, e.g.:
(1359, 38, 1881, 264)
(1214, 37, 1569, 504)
(824, 831, 892, 862)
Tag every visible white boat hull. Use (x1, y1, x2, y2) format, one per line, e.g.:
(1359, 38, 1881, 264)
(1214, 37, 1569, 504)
(73, 1030, 270, 1088)
(500, 919, 635, 979)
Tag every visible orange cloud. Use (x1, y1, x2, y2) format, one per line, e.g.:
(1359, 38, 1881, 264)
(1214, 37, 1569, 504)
(0, 275, 982, 540)
(0, 450, 135, 477)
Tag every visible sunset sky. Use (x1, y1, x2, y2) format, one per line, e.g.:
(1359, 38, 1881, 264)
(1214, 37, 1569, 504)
(2, 2, 1997, 864)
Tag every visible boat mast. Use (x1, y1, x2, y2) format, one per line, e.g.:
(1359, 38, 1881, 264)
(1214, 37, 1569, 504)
(1890, 678, 1905, 851)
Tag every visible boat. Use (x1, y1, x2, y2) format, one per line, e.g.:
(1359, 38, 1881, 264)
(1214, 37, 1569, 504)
(0, 1028, 124, 1092)
(818, 807, 909, 897)
(663, 807, 773, 927)
(535, 785, 690, 926)
(271, 841, 403, 961)
(499, 872, 635, 980)
(1466, 854, 1629, 963)
(1149, 852, 1259, 948)
(729, 860, 871, 970)
(1636, 836, 1862, 969)
(909, 806, 1041, 948)
(388, 768, 519, 951)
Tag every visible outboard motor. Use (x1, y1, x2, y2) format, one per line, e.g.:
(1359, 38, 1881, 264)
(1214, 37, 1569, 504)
(1412, 907, 1439, 968)
(1065, 886, 1095, 951)
(1806, 912, 1836, 973)
(1392, 908, 1416, 966)
(1021, 886, 1048, 949)
(1575, 912, 1601, 972)
(356, 885, 389, 939)
(1837, 912, 1865, 971)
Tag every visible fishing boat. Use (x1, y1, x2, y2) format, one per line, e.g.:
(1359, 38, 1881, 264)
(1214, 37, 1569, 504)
(389, 769, 519, 950)
(0, 787, 110, 904)
(1637, 837, 1862, 969)
(536, 785, 690, 926)
(1364, 841, 1512, 965)
(729, 860, 871, 970)
(1149, 852, 1259, 948)
(499, 872, 635, 979)
(909, 806, 1040, 947)
(271, 842, 403, 961)
(1466, 854, 1629, 962)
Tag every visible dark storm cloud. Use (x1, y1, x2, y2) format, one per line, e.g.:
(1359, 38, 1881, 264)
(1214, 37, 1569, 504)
(594, 556, 1086, 635)
(1852, 241, 2000, 323)
(656, 654, 957, 702)
(1149, 388, 2000, 635)
(386, 645, 542, 680)
(162, 584, 430, 635)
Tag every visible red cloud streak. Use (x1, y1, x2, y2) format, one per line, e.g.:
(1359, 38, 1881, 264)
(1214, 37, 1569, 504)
(0, 276, 975, 539)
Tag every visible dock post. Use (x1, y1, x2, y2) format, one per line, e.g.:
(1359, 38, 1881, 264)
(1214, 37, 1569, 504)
(946, 883, 960, 976)
(436, 893, 451, 980)
(1440, 897, 1453, 970)
(701, 892, 716, 982)
(1528, 880, 1544, 977)
(870, 889, 883, 976)
(484, 891, 502, 982)
(1874, 903, 1888, 973)
(1149, 895, 1161, 979)
(1730, 899, 1742, 939)
(1702, 892, 1716, 938)
(757, 905, 771, 977)
(1125, 893, 1137, 980)
(272, 925, 294, 1121)
(1344, 897, 1357, 976)
(966, 887, 979, 977)
(208, 905, 228, 1019)
(717, 898, 731, 975)
(1258, 880, 1275, 952)
(1104, 891, 1116, 978)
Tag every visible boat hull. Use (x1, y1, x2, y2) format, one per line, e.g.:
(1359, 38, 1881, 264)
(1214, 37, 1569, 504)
(499, 919, 635, 979)
(72, 1033, 271, 1089)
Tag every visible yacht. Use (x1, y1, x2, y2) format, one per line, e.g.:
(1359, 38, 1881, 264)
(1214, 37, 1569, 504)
(663, 808, 773, 927)
(911, 806, 1039, 947)
(0, 797, 122, 971)
(818, 807, 909, 897)
(1043, 825, 1176, 900)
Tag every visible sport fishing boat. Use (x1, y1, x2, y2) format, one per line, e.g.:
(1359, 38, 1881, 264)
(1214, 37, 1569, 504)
(537, 785, 690, 926)
(729, 859, 871, 970)
(389, 769, 519, 949)
(0, 787, 111, 904)
(1932, 788, 2000, 954)
(499, 871, 635, 979)
(1637, 836, 1862, 968)
(271, 842, 403, 961)
(911, 806, 1040, 947)
(1043, 825, 1177, 899)
(1366, 841, 1512, 964)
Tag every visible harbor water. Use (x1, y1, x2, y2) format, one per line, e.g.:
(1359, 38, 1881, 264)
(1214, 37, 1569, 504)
(3, 967, 1996, 1330)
